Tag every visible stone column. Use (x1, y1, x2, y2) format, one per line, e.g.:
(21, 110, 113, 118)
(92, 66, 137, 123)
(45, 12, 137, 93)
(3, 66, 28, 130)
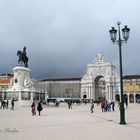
(30, 92, 33, 102)
(134, 93, 136, 103)
(92, 83, 95, 100)
(18, 91, 21, 101)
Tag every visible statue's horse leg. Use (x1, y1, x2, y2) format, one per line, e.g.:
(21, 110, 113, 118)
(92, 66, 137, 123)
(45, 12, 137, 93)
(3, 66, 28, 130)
(17, 56, 20, 64)
(24, 56, 28, 67)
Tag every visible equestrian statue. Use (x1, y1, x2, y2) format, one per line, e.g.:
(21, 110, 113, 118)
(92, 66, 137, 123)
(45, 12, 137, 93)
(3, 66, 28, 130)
(17, 46, 28, 67)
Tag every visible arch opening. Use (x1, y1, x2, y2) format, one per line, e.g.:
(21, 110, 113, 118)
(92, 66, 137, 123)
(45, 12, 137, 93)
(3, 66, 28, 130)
(135, 94, 140, 103)
(95, 75, 106, 101)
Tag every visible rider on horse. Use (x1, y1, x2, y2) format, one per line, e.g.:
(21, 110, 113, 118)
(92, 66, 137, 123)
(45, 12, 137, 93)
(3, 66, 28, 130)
(17, 46, 28, 67)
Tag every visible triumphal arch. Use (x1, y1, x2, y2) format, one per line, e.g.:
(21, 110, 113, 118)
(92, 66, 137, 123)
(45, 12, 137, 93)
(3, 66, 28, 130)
(81, 54, 119, 101)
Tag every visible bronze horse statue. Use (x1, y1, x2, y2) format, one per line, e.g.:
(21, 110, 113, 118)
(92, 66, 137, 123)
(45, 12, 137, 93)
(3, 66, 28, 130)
(17, 47, 28, 67)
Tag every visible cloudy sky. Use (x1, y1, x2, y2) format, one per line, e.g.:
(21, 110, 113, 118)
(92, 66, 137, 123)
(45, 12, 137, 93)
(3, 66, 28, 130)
(0, 0, 140, 79)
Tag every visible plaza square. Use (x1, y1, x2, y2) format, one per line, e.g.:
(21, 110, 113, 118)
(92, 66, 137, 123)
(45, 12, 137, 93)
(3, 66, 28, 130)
(0, 103, 140, 140)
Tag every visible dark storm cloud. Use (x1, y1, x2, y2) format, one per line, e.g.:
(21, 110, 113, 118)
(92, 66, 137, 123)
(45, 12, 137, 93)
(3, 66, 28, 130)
(0, 0, 140, 79)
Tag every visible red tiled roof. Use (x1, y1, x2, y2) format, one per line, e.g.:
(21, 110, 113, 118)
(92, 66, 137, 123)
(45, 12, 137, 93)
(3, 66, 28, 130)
(0, 79, 10, 84)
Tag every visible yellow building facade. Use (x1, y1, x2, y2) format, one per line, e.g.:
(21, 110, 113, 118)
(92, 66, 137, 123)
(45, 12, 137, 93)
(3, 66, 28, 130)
(122, 75, 140, 103)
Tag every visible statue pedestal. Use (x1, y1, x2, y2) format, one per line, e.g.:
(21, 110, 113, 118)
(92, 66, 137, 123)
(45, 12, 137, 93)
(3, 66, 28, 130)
(7, 66, 34, 106)
(11, 66, 31, 91)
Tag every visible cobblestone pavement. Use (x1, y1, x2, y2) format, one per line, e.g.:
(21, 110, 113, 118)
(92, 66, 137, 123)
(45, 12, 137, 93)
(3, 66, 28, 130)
(0, 103, 140, 140)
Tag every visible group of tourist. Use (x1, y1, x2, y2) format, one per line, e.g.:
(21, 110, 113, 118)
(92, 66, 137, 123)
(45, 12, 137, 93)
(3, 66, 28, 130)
(0, 98, 122, 116)
(31, 101, 43, 116)
(0, 98, 43, 116)
(89, 100, 115, 113)
(101, 101, 115, 112)
(0, 98, 15, 110)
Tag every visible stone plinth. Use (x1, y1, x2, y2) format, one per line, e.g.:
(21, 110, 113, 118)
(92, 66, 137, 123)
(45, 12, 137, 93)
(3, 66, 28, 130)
(7, 66, 34, 106)
(12, 66, 31, 91)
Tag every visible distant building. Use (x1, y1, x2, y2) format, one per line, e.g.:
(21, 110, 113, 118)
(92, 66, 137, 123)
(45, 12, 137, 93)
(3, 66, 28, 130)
(122, 75, 140, 103)
(0, 73, 13, 100)
(81, 54, 119, 102)
(39, 78, 81, 100)
(1, 54, 140, 103)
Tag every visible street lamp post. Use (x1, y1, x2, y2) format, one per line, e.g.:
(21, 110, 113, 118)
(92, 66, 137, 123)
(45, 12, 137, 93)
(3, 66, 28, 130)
(109, 21, 130, 125)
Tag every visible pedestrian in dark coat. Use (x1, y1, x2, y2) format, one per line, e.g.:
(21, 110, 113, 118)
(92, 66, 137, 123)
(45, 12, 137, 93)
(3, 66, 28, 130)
(6, 99, 9, 109)
(68, 100, 72, 109)
(111, 101, 115, 111)
(11, 98, 15, 110)
(37, 101, 43, 116)
(90, 101, 94, 113)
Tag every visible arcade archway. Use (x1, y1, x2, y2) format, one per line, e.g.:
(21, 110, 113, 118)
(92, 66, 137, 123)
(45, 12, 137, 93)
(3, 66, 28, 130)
(83, 94, 87, 99)
(123, 94, 128, 104)
(95, 75, 106, 101)
(115, 94, 120, 102)
(129, 94, 134, 103)
(136, 94, 140, 103)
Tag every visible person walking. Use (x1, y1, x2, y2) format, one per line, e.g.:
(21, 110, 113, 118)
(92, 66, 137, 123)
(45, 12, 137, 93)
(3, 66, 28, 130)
(101, 101, 105, 112)
(68, 100, 72, 109)
(0, 100, 2, 109)
(6, 99, 9, 109)
(31, 102, 36, 116)
(37, 101, 43, 116)
(2, 100, 6, 109)
(11, 98, 15, 110)
(125, 98, 128, 108)
(111, 101, 115, 111)
(90, 101, 94, 113)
